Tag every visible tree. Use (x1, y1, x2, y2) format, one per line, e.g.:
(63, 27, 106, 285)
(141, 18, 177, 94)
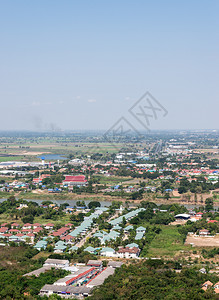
(205, 197, 214, 212)
(178, 186, 187, 194)
(195, 186, 202, 194)
(88, 201, 101, 209)
(194, 193, 197, 204)
(22, 215, 34, 223)
(164, 192, 170, 200)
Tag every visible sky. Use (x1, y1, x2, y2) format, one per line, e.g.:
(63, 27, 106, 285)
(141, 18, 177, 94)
(0, 0, 218, 132)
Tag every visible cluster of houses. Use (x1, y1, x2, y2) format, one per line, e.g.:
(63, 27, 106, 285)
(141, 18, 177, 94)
(0, 151, 218, 195)
(84, 243, 140, 259)
(0, 161, 219, 193)
(0, 204, 149, 259)
(0, 206, 110, 253)
(0, 222, 44, 244)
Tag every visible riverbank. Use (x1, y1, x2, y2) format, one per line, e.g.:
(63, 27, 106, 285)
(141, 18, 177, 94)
(0, 191, 218, 208)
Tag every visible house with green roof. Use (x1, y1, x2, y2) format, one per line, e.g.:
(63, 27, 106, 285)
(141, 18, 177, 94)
(69, 245, 78, 252)
(126, 243, 139, 249)
(100, 247, 115, 257)
(124, 225, 133, 232)
(34, 240, 47, 250)
(112, 224, 122, 231)
(136, 226, 146, 233)
(84, 246, 97, 254)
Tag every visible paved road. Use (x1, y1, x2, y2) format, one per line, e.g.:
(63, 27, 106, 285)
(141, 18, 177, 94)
(75, 211, 119, 248)
(75, 226, 99, 248)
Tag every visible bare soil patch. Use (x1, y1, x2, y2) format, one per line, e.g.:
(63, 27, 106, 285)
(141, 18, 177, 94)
(185, 235, 219, 247)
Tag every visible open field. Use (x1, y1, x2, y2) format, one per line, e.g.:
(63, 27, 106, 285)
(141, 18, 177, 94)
(0, 140, 121, 159)
(94, 175, 132, 185)
(185, 234, 219, 247)
(146, 225, 191, 257)
(0, 155, 28, 162)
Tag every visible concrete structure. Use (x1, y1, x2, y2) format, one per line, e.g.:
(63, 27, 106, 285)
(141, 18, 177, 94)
(87, 260, 102, 268)
(87, 267, 115, 288)
(23, 266, 52, 277)
(199, 229, 210, 236)
(40, 285, 92, 298)
(108, 261, 123, 268)
(44, 259, 69, 268)
(54, 267, 96, 286)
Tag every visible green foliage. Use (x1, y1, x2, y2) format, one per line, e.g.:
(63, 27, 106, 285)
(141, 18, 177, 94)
(205, 197, 214, 212)
(201, 248, 219, 259)
(22, 215, 34, 223)
(88, 201, 101, 209)
(88, 262, 218, 299)
(0, 246, 69, 298)
(178, 176, 215, 194)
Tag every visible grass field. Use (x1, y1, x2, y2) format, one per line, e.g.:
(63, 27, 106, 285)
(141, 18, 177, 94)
(94, 175, 132, 185)
(0, 141, 120, 159)
(0, 213, 15, 224)
(33, 214, 71, 225)
(0, 191, 15, 198)
(0, 156, 27, 162)
(146, 225, 191, 257)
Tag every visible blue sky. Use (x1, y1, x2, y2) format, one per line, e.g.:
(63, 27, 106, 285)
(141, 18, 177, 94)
(0, 1, 218, 131)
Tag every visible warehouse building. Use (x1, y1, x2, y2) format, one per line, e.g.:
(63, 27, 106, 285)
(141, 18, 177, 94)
(54, 267, 96, 286)
(86, 267, 115, 288)
(39, 285, 92, 298)
(43, 258, 70, 268)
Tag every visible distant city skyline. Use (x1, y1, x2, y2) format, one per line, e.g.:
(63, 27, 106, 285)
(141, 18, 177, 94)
(0, 1, 219, 131)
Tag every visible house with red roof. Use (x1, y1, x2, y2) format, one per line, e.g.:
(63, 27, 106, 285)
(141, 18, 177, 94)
(23, 223, 32, 230)
(0, 227, 8, 234)
(65, 223, 73, 228)
(11, 222, 20, 228)
(61, 235, 74, 243)
(33, 174, 51, 184)
(44, 223, 54, 230)
(33, 223, 42, 229)
(3, 233, 12, 238)
(33, 227, 43, 234)
(199, 229, 210, 236)
(52, 227, 69, 237)
(117, 247, 140, 259)
(16, 233, 24, 237)
(214, 282, 219, 294)
(195, 212, 203, 218)
(62, 175, 87, 187)
(201, 281, 213, 291)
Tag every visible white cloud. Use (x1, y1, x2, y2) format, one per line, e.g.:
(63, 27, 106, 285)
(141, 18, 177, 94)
(31, 101, 41, 106)
(88, 99, 97, 103)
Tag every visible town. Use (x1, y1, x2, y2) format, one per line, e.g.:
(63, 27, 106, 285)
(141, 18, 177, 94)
(0, 130, 218, 298)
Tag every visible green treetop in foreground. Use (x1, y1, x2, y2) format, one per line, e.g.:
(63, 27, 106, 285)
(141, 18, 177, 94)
(88, 260, 218, 300)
